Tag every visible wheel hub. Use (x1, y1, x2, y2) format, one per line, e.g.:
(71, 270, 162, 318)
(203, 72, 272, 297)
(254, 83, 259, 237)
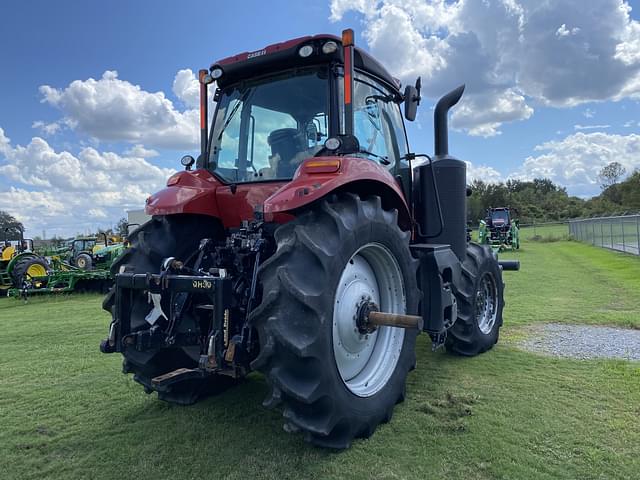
(332, 243, 406, 398)
(476, 272, 498, 334)
(355, 300, 379, 334)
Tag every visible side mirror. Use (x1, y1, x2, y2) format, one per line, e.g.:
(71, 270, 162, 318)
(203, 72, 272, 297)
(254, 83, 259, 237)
(181, 155, 195, 171)
(404, 86, 418, 121)
(404, 77, 422, 121)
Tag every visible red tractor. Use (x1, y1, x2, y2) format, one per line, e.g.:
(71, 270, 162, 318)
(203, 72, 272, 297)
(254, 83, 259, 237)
(100, 29, 519, 448)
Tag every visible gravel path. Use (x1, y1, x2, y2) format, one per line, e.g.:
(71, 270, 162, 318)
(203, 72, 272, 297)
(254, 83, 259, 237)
(519, 323, 640, 361)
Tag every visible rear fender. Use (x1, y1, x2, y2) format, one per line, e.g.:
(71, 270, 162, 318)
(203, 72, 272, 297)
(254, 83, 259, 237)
(263, 157, 412, 230)
(145, 169, 222, 218)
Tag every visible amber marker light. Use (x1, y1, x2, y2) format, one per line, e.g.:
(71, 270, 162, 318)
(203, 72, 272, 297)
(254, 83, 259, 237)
(303, 159, 341, 174)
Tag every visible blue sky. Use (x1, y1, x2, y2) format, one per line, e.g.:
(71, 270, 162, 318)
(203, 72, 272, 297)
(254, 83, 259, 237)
(2, 0, 640, 236)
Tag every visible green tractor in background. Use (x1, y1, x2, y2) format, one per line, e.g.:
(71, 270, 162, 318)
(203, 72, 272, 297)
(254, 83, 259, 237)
(7, 232, 126, 298)
(478, 207, 520, 253)
(60, 233, 124, 270)
(1, 228, 50, 292)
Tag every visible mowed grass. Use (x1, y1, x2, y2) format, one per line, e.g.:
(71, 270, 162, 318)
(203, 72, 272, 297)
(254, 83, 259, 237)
(1, 237, 639, 480)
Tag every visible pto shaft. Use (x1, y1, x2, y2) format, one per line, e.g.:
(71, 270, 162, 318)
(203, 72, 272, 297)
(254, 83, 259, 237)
(367, 311, 424, 331)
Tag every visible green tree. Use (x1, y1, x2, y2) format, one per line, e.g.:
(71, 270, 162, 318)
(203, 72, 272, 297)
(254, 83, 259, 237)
(115, 217, 129, 237)
(0, 210, 24, 241)
(598, 162, 626, 190)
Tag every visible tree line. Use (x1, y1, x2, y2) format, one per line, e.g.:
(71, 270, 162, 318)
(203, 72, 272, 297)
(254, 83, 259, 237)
(468, 162, 640, 224)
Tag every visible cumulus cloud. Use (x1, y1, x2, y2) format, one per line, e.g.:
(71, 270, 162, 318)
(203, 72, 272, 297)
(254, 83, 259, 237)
(330, 0, 640, 134)
(0, 127, 174, 236)
(32, 120, 62, 136)
(465, 162, 504, 183)
(39, 70, 201, 150)
(511, 132, 640, 195)
(172, 69, 200, 109)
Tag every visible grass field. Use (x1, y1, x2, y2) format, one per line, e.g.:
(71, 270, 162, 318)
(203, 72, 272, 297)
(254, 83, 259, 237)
(1, 235, 639, 480)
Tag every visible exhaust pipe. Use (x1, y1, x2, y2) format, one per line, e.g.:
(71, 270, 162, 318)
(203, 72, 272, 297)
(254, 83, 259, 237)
(434, 84, 465, 156)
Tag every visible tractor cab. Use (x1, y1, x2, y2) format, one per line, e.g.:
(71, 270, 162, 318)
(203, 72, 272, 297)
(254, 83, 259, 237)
(487, 208, 511, 228)
(202, 34, 409, 187)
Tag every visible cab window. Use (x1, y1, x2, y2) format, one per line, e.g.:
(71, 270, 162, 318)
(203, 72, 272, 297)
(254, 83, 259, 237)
(349, 73, 408, 169)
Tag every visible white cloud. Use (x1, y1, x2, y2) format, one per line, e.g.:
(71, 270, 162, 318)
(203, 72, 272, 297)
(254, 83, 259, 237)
(0, 127, 174, 236)
(124, 144, 159, 158)
(583, 108, 595, 118)
(32, 120, 62, 136)
(465, 162, 504, 183)
(39, 70, 201, 150)
(511, 132, 640, 196)
(330, 0, 640, 133)
(172, 69, 201, 109)
(555, 23, 580, 37)
(452, 88, 534, 137)
(573, 124, 611, 130)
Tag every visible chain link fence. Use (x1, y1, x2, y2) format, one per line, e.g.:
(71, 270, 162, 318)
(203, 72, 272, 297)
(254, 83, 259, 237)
(569, 215, 640, 255)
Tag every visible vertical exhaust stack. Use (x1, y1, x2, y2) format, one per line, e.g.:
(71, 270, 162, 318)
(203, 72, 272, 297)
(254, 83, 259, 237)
(434, 85, 465, 157)
(414, 84, 468, 261)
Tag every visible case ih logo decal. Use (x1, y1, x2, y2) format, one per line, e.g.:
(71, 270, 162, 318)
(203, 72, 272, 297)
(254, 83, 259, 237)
(247, 49, 266, 59)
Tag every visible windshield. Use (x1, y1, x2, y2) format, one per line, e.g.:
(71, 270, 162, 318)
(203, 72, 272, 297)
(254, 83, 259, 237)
(208, 68, 330, 183)
(491, 210, 509, 224)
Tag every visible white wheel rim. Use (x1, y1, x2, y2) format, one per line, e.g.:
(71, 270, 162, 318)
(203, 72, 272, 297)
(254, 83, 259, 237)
(332, 243, 406, 397)
(476, 272, 498, 334)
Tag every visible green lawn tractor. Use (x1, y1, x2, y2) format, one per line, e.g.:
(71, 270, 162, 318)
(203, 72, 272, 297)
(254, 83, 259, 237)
(478, 207, 520, 253)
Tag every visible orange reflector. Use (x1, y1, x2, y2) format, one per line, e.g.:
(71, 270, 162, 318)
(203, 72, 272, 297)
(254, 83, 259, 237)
(303, 159, 341, 174)
(342, 28, 354, 47)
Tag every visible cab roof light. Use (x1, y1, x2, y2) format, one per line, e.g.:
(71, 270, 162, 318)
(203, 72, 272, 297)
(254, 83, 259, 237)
(322, 41, 338, 54)
(298, 44, 314, 58)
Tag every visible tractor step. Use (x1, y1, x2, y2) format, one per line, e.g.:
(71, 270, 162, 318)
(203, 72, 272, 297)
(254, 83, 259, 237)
(151, 368, 204, 388)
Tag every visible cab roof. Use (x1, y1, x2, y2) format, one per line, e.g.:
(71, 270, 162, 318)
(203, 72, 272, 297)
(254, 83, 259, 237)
(210, 34, 401, 93)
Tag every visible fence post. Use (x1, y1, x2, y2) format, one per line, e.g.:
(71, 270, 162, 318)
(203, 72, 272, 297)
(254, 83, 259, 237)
(600, 220, 604, 247)
(592, 221, 596, 245)
(636, 215, 640, 255)
(610, 220, 614, 248)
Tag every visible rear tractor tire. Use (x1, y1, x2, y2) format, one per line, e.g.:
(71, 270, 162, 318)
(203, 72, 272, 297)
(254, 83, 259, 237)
(251, 193, 419, 449)
(446, 243, 504, 356)
(75, 253, 93, 270)
(102, 215, 238, 405)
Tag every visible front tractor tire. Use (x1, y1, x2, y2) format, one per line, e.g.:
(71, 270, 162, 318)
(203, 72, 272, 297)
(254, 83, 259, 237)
(102, 215, 236, 405)
(446, 243, 504, 356)
(251, 193, 419, 449)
